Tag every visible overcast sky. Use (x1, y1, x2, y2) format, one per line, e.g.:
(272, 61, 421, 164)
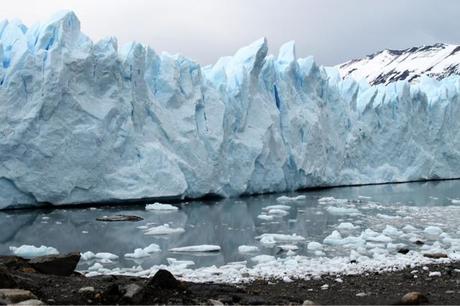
(1, 0, 459, 66)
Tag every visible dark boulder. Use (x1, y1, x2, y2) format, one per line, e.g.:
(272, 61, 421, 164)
(146, 269, 181, 289)
(397, 248, 410, 255)
(29, 252, 81, 276)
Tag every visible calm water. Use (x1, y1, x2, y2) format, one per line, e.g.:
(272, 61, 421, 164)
(1, 180, 460, 272)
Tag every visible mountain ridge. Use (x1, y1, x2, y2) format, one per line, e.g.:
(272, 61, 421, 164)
(337, 43, 460, 85)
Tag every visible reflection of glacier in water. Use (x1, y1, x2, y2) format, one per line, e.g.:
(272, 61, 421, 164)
(2, 180, 460, 282)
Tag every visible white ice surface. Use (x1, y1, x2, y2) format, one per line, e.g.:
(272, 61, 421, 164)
(169, 245, 221, 253)
(145, 203, 179, 211)
(144, 224, 185, 235)
(9, 245, 59, 258)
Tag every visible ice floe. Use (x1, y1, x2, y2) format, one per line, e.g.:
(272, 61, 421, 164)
(145, 203, 179, 211)
(125, 244, 161, 258)
(144, 224, 185, 235)
(9, 245, 59, 258)
(169, 245, 221, 253)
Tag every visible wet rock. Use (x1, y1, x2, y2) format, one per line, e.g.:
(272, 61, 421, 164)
(398, 248, 410, 255)
(399, 291, 428, 305)
(423, 253, 448, 259)
(0, 265, 17, 288)
(96, 215, 143, 222)
(0, 289, 37, 303)
(146, 269, 181, 289)
(0, 257, 31, 271)
(30, 252, 81, 276)
(414, 240, 425, 246)
(120, 283, 144, 304)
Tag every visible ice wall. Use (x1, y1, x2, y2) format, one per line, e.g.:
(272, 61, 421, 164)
(1, 11, 460, 209)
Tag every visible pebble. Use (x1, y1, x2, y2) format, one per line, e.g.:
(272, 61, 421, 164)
(209, 299, 224, 306)
(321, 284, 329, 290)
(302, 300, 317, 305)
(429, 271, 441, 277)
(356, 292, 367, 297)
(78, 287, 95, 293)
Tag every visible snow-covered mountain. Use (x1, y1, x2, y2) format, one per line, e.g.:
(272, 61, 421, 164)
(337, 43, 460, 85)
(2, 11, 460, 209)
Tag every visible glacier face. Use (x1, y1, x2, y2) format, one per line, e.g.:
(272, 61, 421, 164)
(1, 11, 460, 209)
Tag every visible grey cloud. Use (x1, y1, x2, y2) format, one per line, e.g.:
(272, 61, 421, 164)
(1, 0, 459, 65)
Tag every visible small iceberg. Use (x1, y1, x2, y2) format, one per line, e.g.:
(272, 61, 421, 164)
(125, 243, 161, 258)
(144, 224, 185, 235)
(9, 245, 59, 258)
(276, 195, 306, 203)
(169, 245, 221, 253)
(238, 245, 260, 254)
(146, 203, 179, 211)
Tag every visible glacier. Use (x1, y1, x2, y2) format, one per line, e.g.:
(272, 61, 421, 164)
(1, 11, 460, 209)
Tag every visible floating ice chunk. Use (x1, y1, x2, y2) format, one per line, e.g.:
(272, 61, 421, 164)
(125, 243, 161, 258)
(278, 244, 299, 251)
(377, 214, 401, 220)
(323, 231, 343, 245)
(238, 245, 260, 254)
(256, 233, 305, 246)
(451, 199, 460, 204)
(257, 214, 274, 221)
(337, 222, 359, 231)
(144, 224, 185, 235)
(362, 229, 392, 243)
(387, 243, 406, 251)
(276, 195, 306, 203)
(167, 258, 195, 268)
(318, 197, 348, 204)
(402, 225, 418, 232)
(424, 226, 443, 236)
(95, 252, 119, 260)
(88, 262, 103, 271)
(358, 196, 372, 200)
(9, 245, 59, 258)
(81, 251, 96, 261)
(145, 203, 179, 211)
(251, 254, 275, 264)
(169, 245, 221, 253)
(307, 242, 323, 251)
(263, 205, 291, 211)
(268, 209, 289, 216)
(326, 206, 361, 216)
(382, 225, 403, 237)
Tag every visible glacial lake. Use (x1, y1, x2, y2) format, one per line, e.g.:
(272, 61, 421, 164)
(2, 180, 460, 282)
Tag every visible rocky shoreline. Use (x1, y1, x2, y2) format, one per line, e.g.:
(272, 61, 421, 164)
(0, 253, 459, 305)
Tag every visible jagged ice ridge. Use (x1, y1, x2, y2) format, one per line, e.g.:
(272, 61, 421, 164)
(1, 11, 460, 209)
